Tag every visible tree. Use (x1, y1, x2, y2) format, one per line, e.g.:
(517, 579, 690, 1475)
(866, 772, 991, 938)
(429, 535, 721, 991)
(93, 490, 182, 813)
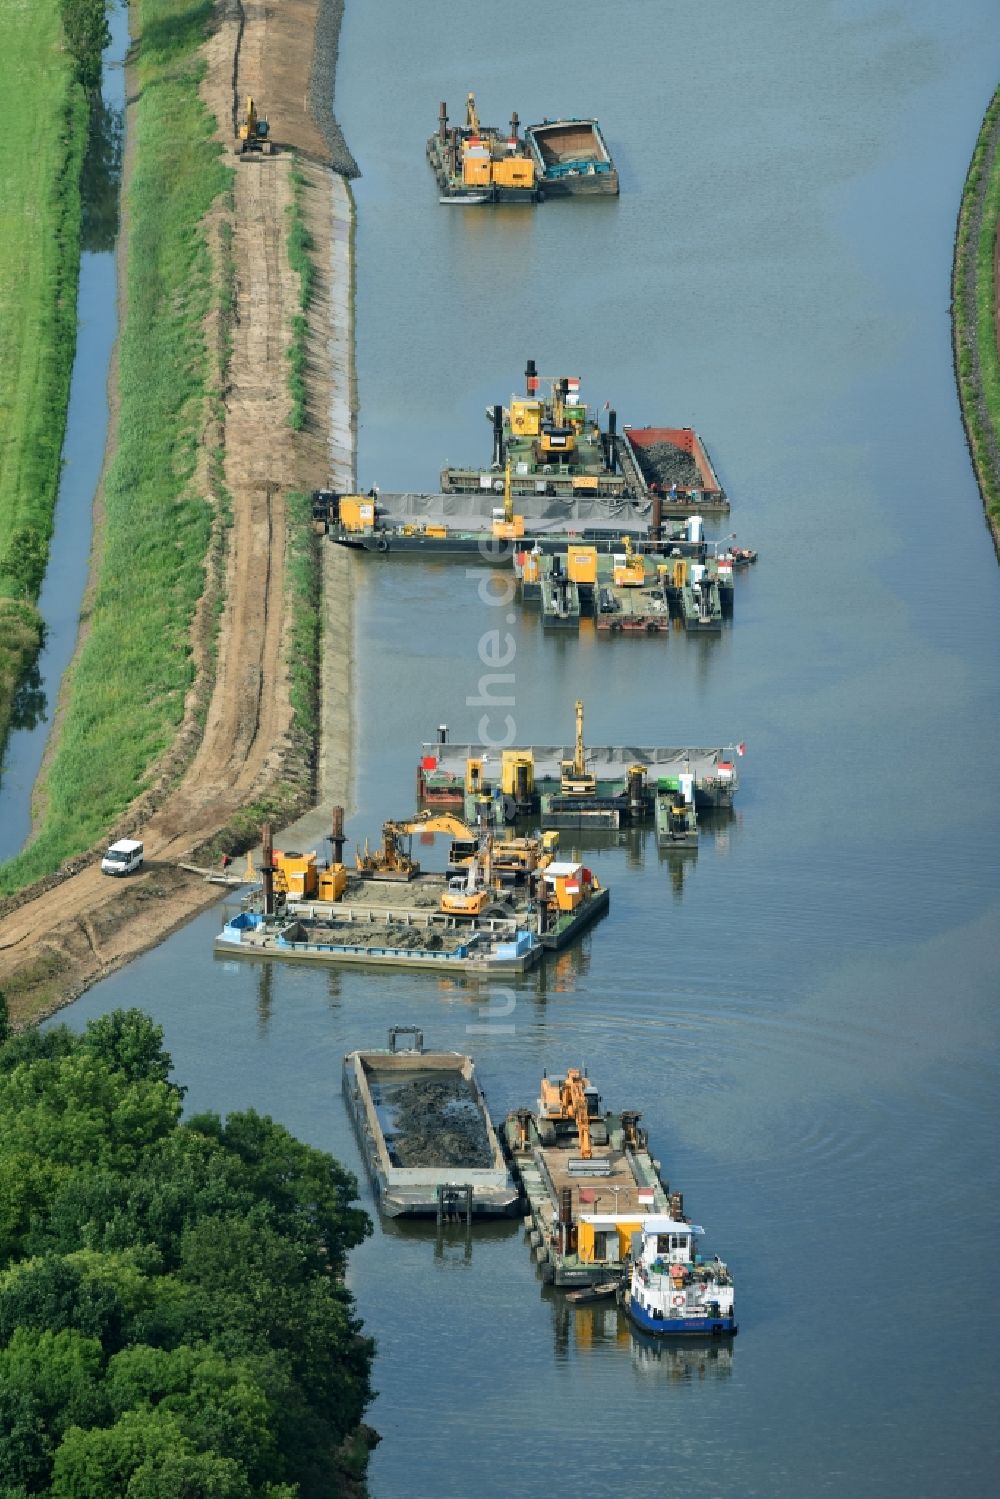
(0, 990, 10, 1045)
(59, 0, 111, 93)
(0, 1013, 374, 1495)
(50, 1408, 249, 1499)
(0, 1328, 107, 1490)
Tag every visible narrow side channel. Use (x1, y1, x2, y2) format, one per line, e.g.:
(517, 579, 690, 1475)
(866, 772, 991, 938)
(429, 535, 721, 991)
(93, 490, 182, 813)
(0, 2, 130, 862)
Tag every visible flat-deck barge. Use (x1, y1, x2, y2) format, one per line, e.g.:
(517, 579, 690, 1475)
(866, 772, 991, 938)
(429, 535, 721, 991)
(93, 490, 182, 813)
(343, 1028, 519, 1219)
(503, 1069, 671, 1287)
(214, 821, 609, 973)
(418, 738, 741, 820)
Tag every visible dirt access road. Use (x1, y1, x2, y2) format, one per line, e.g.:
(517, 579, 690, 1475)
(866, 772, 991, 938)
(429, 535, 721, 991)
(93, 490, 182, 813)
(0, 0, 341, 1022)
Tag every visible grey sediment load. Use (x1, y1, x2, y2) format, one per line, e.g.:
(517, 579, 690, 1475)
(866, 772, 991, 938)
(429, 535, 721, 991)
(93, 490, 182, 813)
(310, 0, 359, 177)
(382, 1076, 494, 1169)
(634, 442, 701, 490)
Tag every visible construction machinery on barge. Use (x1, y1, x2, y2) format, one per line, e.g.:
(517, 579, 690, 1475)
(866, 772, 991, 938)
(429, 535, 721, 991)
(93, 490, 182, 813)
(503, 1066, 736, 1333)
(427, 98, 618, 203)
(417, 702, 742, 828)
(311, 360, 740, 562)
(213, 807, 609, 975)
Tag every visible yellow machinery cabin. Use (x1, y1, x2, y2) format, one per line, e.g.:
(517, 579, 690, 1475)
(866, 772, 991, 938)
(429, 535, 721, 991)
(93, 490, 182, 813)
(462, 146, 492, 187)
(318, 865, 349, 901)
(492, 154, 535, 189)
(501, 749, 535, 799)
(542, 861, 593, 912)
(566, 546, 597, 584)
(273, 850, 318, 899)
(576, 1216, 645, 1265)
(465, 757, 485, 795)
(613, 538, 646, 586)
(520, 550, 541, 584)
(492, 514, 525, 540)
(672, 558, 688, 588)
(274, 851, 348, 902)
(510, 400, 542, 438)
(538, 425, 576, 458)
(339, 496, 376, 533)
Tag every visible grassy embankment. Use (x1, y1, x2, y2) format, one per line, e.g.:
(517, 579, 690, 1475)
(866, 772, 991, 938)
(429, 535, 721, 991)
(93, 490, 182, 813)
(954, 86, 1000, 533)
(0, 1, 87, 749)
(0, 0, 230, 894)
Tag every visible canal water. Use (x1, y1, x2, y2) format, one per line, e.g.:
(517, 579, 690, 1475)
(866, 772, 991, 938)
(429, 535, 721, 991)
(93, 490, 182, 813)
(0, 2, 128, 862)
(56, 1, 1000, 1495)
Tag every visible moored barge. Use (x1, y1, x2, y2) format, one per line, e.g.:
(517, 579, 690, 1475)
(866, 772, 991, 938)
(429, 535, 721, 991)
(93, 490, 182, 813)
(524, 118, 619, 196)
(503, 1068, 670, 1287)
(343, 1028, 520, 1219)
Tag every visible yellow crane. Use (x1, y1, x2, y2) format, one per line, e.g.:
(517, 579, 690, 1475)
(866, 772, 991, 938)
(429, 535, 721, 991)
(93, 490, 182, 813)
(466, 93, 481, 134)
(492, 460, 525, 539)
(560, 699, 597, 796)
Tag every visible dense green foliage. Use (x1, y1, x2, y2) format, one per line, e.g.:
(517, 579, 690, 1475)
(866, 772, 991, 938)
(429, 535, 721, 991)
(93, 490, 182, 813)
(954, 86, 1000, 526)
(60, 0, 111, 91)
(0, 0, 231, 894)
(0, 1010, 373, 1496)
(0, 0, 88, 747)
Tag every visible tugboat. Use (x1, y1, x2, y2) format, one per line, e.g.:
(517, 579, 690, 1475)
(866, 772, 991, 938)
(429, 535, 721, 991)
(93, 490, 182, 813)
(621, 1216, 737, 1337)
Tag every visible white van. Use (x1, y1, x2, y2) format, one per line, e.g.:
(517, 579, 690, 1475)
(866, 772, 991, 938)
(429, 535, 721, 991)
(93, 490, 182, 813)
(101, 839, 144, 876)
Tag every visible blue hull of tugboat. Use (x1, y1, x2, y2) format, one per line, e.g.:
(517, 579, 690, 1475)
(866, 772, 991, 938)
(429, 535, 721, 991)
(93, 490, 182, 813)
(626, 1300, 737, 1338)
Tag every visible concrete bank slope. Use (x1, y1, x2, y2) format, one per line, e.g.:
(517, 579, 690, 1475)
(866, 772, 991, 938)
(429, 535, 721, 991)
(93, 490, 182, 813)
(0, 0, 357, 1024)
(953, 85, 1000, 560)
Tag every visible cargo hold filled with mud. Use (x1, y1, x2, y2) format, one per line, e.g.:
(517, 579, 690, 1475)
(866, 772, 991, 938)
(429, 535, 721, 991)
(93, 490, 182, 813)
(342, 1033, 520, 1218)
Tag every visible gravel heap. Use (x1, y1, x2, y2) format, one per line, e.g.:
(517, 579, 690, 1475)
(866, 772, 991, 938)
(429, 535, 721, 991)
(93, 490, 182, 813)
(309, 0, 360, 178)
(384, 1076, 493, 1168)
(634, 442, 701, 490)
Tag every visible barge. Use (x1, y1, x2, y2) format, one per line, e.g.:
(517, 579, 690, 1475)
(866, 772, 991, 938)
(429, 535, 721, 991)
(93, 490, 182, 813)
(503, 1068, 671, 1287)
(505, 1068, 738, 1334)
(418, 714, 742, 821)
(524, 118, 619, 197)
(214, 815, 609, 974)
(427, 95, 539, 204)
(343, 1028, 520, 1219)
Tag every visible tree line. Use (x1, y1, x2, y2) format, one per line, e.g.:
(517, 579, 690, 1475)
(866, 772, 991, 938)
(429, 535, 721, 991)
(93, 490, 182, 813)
(0, 1002, 376, 1496)
(60, 0, 111, 92)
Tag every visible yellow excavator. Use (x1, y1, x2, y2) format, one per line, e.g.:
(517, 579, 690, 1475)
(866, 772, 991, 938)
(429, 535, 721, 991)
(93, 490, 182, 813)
(235, 96, 273, 156)
(560, 699, 597, 797)
(355, 811, 478, 878)
(538, 1067, 598, 1157)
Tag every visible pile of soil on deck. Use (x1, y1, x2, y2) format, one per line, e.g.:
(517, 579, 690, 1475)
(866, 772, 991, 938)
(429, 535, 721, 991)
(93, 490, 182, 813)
(633, 442, 701, 490)
(383, 1075, 493, 1168)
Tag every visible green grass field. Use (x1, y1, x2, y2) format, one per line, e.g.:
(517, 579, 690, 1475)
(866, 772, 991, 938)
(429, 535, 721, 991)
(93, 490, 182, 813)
(0, 0, 86, 740)
(0, 0, 230, 892)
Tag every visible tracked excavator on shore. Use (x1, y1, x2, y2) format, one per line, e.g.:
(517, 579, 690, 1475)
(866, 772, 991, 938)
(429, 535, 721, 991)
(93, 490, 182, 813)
(235, 96, 273, 156)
